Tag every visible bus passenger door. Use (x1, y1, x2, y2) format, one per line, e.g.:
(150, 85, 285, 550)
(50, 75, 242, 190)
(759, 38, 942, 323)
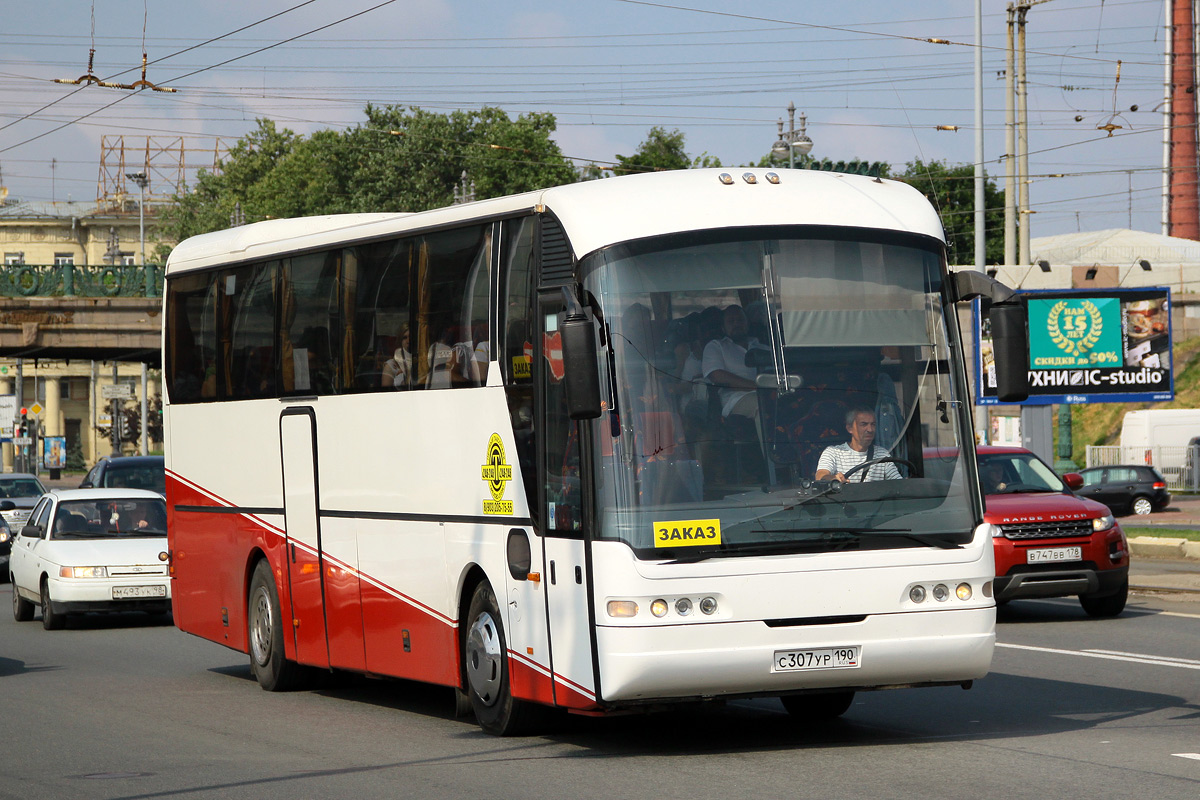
(539, 299, 597, 708)
(279, 408, 330, 669)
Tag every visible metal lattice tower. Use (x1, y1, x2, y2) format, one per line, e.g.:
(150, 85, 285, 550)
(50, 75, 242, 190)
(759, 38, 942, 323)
(97, 135, 229, 206)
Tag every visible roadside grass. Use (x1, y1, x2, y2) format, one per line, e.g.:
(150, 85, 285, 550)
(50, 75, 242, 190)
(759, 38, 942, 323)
(1123, 527, 1200, 542)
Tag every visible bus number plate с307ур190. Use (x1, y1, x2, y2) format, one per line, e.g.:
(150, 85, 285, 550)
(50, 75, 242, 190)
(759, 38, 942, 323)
(772, 646, 861, 672)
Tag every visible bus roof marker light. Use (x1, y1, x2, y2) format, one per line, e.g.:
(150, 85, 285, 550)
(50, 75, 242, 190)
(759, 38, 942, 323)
(742, 172, 757, 184)
(765, 172, 780, 184)
(718, 173, 734, 185)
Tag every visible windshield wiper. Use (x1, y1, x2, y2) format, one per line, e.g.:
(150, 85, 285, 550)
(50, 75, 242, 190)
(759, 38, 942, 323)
(661, 527, 958, 563)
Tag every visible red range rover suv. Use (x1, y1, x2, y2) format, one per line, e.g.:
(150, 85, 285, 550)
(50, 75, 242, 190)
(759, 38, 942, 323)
(978, 446, 1130, 617)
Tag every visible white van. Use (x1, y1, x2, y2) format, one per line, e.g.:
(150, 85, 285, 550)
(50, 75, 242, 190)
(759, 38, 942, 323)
(1118, 408, 1200, 474)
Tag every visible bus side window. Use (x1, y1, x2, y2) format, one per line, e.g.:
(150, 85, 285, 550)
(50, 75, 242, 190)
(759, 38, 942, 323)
(280, 251, 341, 395)
(226, 262, 278, 400)
(500, 217, 537, 521)
(351, 238, 412, 392)
(414, 225, 490, 390)
(165, 271, 218, 403)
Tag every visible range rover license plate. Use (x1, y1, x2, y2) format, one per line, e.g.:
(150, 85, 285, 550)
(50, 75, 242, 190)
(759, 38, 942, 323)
(112, 585, 166, 599)
(1027, 546, 1082, 564)
(772, 646, 860, 672)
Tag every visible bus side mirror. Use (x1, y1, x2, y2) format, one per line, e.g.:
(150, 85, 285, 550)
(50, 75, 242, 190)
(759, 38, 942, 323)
(561, 310, 603, 420)
(990, 302, 1030, 403)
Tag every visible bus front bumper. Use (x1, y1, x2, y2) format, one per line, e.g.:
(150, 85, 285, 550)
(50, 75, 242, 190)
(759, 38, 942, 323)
(595, 606, 995, 703)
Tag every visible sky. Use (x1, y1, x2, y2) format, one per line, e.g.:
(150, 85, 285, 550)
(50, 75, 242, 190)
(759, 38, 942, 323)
(0, 0, 1175, 249)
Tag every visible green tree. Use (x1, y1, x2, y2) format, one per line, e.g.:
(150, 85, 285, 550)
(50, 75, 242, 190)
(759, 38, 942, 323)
(895, 159, 1005, 267)
(159, 107, 579, 242)
(614, 127, 693, 175)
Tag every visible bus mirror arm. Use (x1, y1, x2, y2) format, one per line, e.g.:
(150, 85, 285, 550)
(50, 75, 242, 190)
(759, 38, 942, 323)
(950, 269, 1016, 304)
(561, 287, 604, 420)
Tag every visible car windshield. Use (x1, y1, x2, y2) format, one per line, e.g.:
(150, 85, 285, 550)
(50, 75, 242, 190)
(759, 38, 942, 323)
(579, 228, 977, 560)
(979, 452, 1066, 495)
(103, 464, 165, 494)
(0, 478, 47, 499)
(50, 498, 168, 539)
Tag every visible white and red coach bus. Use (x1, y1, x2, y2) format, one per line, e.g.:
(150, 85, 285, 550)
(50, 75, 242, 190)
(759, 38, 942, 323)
(163, 168, 1026, 734)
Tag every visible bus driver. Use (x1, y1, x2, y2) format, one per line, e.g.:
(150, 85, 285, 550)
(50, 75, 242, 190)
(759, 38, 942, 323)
(815, 407, 903, 483)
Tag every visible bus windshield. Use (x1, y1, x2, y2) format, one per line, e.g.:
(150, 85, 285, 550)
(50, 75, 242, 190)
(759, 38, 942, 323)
(581, 228, 977, 559)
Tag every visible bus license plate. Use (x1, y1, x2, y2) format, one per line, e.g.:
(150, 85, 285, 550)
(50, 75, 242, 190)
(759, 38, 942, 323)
(112, 585, 166, 600)
(1026, 546, 1082, 564)
(773, 646, 860, 673)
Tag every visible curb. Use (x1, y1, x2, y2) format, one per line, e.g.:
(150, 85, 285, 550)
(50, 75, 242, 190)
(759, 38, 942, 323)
(1128, 537, 1200, 561)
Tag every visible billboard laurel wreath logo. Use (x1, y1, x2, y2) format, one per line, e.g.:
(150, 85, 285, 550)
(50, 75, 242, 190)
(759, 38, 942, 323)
(1046, 299, 1103, 357)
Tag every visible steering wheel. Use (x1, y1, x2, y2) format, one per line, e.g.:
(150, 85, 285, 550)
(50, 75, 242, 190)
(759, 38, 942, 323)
(843, 456, 916, 483)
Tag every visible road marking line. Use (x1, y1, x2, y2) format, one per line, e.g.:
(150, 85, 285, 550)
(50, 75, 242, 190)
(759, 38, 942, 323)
(1172, 753, 1200, 761)
(997, 642, 1200, 670)
(1158, 611, 1200, 620)
(1086, 648, 1200, 665)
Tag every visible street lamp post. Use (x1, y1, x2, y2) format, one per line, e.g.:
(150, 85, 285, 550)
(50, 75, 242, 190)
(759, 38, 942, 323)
(125, 171, 148, 265)
(771, 101, 814, 168)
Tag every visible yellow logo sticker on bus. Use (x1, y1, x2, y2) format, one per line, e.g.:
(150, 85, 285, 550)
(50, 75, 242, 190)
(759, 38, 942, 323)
(481, 433, 514, 515)
(653, 519, 721, 547)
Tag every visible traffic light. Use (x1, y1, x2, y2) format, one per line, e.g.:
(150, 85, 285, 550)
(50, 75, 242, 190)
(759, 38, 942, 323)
(18, 407, 27, 436)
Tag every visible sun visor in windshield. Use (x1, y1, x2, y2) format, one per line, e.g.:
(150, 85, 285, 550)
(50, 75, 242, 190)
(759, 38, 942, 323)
(780, 308, 930, 347)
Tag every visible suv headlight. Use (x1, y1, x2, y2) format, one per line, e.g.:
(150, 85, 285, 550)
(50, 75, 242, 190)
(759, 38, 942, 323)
(1092, 514, 1116, 532)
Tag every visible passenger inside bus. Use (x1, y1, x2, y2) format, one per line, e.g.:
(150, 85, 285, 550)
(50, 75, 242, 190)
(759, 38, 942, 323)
(700, 304, 768, 484)
(382, 323, 412, 389)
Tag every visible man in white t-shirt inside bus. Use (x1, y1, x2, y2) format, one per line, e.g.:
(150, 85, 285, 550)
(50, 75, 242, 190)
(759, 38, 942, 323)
(815, 406, 903, 483)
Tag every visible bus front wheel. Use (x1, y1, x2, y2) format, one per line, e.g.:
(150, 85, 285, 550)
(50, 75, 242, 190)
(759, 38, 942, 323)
(248, 560, 304, 691)
(464, 581, 534, 735)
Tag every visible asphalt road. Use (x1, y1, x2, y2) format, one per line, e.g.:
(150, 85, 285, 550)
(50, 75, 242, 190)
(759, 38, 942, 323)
(1, 587, 1197, 800)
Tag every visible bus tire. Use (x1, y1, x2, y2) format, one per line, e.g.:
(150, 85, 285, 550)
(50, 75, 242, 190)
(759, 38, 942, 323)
(464, 581, 534, 735)
(781, 690, 855, 720)
(248, 560, 304, 691)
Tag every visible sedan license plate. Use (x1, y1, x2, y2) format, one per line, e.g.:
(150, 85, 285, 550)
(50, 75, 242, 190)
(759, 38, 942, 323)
(773, 646, 860, 673)
(1027, 546, 1083, 564)
(112, 585, 166, 600)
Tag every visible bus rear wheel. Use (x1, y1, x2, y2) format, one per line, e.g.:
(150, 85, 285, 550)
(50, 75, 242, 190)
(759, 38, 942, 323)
(464, 581, 534, 735)
(781, 691, 855, 720)
(248, 560, 305, 691)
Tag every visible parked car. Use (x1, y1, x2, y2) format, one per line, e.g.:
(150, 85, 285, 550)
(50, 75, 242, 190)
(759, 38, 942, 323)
(979, 446, 1129, 617)
(1076, 464, 1170, 516)
(80, 455, 165, 495)
(9, 488, 170, 629)
(0, 473, 48, 577)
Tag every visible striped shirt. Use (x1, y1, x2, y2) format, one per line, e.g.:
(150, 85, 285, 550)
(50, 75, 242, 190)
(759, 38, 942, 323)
(816, 443, 902, 482)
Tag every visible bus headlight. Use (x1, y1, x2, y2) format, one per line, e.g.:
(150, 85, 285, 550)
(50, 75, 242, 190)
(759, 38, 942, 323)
(932, 583, 950, 602)
(675, 598, 692, 616)
(909, 585, 927, 603)
(699, 596, 718, 615)
(956, 583, 973, 601)
(650, 599, 669, 618)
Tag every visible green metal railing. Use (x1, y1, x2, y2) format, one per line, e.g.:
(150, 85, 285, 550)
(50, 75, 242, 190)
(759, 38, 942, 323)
(0, 264, 163, 298)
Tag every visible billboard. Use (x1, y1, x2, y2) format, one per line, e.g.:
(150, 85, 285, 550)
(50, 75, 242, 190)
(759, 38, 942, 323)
(976, 287, 1174, 405)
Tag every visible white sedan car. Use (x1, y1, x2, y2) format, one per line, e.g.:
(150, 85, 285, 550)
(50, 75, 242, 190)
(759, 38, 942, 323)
(10, 488, 170, 629)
